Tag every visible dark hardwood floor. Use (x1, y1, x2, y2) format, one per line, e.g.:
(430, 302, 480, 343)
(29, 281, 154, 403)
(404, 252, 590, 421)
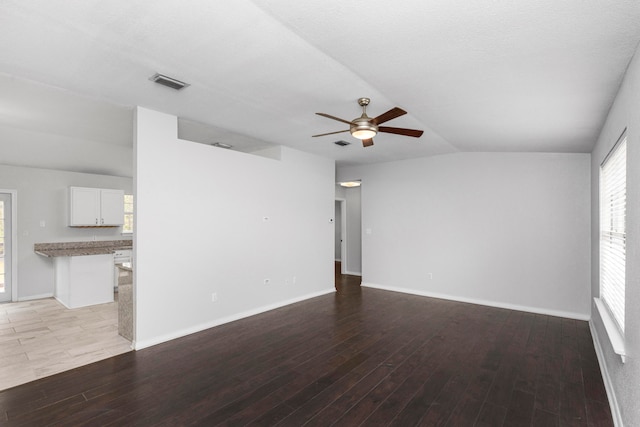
(0, 281, 612, 426)
(335, 261, 362, 295)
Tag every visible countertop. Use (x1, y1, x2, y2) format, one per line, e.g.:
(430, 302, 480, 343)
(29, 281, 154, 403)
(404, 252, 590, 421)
(34, 240, 132, 257)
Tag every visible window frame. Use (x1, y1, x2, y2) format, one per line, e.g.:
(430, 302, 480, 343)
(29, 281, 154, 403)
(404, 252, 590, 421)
(122, 194, 134, 235)
(596, 131, 627, 362)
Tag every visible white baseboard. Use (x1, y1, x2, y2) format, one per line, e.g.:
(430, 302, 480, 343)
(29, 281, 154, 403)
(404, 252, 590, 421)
(360, 282, 590, 321)
(135, 287, 336, 350)
(345, 271, 362, 276)
(589, 320, 623, 427)
(17, 293, 54, 302)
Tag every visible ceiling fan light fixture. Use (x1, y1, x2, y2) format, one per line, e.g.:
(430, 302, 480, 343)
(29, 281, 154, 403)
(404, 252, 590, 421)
(351, 129, 377, 140)
(314, 97, 422, 147)
(350, 118, 378, 140)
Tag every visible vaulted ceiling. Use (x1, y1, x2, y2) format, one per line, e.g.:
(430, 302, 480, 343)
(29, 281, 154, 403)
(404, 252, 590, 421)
(1, 0, 639, 177)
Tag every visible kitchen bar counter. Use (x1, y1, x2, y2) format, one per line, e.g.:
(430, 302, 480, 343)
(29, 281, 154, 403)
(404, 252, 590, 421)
(34, 240, 132, 257)
(116, 262, 133, 342)
(34, 240, 132, 309)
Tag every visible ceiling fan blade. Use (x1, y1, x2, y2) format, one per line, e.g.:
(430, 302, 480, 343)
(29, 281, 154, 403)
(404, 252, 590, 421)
(378, 126, 424, 138)
(316, 112, 352, 125)
(373, 107, 407, 125)
(362, 138, 374, 147)
(312, 129, 350, 137)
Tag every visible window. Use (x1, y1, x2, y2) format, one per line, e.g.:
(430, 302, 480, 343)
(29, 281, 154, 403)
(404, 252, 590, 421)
(600, 135, 626, 335)
(123, 194, 133, 234)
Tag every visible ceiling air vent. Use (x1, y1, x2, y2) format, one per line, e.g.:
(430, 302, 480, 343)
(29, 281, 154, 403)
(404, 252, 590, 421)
(149, 73, 190, 90)
(211, 142, 232, 149)
(334, 140, 350, 147)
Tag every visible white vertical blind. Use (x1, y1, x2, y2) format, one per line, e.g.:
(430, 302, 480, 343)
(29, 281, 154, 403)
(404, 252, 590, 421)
(600, 136, 627, 333)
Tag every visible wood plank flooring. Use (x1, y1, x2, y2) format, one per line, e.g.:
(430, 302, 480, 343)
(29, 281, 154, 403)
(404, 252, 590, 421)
(0, 286, 612, 426)
(334, 261, 362, 296)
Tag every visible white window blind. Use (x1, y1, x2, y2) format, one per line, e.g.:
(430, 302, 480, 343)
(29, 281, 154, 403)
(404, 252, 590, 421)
(600, 136, 627, 333)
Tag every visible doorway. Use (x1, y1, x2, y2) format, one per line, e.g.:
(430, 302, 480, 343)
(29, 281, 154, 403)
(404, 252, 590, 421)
(0, 192, 15, 303)
(335, 199, 346, 274)
(334, 192, 362, 294)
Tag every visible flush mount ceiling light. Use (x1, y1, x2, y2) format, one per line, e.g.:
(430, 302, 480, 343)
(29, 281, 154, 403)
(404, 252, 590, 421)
(339, 181, 361, 188)
(149, 73, 190, 90)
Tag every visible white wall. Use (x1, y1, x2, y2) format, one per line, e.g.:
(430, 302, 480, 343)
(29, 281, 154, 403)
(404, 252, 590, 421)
(338, 152, 591, 319)
(590, 42, 640, 427)
(0, 164, 132, 300)
(134, 107, 335, 349)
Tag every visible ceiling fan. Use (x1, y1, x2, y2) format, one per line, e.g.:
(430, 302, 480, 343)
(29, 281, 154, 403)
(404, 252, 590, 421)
(313, 98, 424, 147)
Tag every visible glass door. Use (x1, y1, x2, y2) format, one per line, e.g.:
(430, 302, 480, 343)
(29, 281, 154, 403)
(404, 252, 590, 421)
(0, 193, 12, 302)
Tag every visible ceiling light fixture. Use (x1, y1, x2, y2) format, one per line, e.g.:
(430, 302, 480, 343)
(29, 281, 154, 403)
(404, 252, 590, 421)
(349, 97, 377, 140)
(314, 97, 423, 148)
(339, 181, 361, 188)
(350, 118, 377, 140)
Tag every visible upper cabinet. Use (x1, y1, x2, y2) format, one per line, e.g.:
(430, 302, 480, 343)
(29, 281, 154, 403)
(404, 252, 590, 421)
(69, 187, 124, 227)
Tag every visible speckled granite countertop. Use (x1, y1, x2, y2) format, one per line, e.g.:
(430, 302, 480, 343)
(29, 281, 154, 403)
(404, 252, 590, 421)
(34, 240, 132, 257)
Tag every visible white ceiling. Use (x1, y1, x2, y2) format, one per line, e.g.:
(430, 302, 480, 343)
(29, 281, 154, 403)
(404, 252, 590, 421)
(1, 0, 639, 177)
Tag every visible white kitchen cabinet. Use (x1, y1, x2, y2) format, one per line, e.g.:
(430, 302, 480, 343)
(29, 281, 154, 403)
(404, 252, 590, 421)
(69, 187, 124, 226)
(54, 254, 114, 308)
(99, 189, 125, 225)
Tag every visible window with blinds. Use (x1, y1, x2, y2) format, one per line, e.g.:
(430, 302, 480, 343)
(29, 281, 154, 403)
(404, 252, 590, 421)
(600, 135, 627, 334)
(123, 194, 133, 234)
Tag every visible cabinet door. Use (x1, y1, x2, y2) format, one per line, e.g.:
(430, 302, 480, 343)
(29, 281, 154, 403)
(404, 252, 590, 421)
(70, 187, 100, 226)
(100, 189, 124, 226)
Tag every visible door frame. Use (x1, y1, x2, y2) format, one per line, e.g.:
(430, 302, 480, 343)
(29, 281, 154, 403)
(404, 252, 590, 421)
(0, 189, 18, 302)
(335, 198, 347, 275)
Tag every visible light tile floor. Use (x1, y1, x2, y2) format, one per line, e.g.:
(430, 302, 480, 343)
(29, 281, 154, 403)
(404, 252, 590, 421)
(0, 296, 132, 391)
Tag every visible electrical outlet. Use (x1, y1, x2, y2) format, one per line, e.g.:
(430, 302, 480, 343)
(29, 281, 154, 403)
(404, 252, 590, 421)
(292, 276, 297, 285)
(428, 273, 433, 280)
(264, 279, 270, 285)
(211, 292, 218, 302)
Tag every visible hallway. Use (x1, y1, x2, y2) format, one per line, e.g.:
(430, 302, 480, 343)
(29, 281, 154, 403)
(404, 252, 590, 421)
(335, 261, 361, 295)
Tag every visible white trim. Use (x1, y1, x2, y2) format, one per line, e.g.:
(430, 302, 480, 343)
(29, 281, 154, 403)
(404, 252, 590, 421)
(361, 282, 590, 321)
(0, 189, 18, 302)
(335, 197, 347, 275)
(135, 288, 336, 350)
(18, 292, 54, 301)
(345, 271, 362, 277)
(340, 199, 347, 275)
(589, 320, 623, 427)
(593, 298, 626, 362)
